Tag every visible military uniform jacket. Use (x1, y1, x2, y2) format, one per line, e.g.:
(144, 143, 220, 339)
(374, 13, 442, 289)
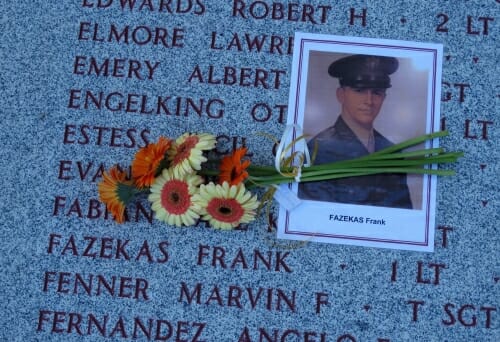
(298, 116, 413, 209)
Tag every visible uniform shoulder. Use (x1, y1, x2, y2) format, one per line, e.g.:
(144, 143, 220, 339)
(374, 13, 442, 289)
(374, 129, 395, 149)
(313, 125, 337, 140)
(310, 117, 347, 141)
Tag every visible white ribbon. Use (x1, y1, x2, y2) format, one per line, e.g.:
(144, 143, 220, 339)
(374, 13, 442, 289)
(274, 124, 311, 183)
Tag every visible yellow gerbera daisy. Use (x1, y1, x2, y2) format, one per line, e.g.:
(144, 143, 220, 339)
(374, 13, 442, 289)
(193, 182, 259, 230)
(168, 133, 216, 178)
(98, 166, 136, 223)
(148, 168, 203, 226)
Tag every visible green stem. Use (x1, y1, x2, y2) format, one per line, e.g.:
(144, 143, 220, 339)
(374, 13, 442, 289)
(197, 169, 220, 177)
(251, 151, 462, 175)
(201, 131, 462, 188)
(369, 130, 448, 156)
(248, 167, 455, 187)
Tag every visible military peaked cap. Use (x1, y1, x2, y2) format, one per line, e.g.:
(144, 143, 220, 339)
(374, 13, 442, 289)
(328, 54, 399, 88)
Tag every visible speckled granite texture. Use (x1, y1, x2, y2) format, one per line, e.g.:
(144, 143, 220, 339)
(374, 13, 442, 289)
(0, 1, 498, 341)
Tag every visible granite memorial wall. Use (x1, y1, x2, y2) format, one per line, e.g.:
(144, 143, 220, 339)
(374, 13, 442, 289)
(1, 1, 498, 341)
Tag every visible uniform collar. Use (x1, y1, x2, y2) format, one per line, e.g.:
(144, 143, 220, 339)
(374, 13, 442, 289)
(340, 113, 375, 152)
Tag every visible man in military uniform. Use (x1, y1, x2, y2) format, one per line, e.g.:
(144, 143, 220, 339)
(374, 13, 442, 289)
(298, 54, 413, 209)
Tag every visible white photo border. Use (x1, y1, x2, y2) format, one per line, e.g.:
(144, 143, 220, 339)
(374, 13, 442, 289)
(277, 33, 443, 252)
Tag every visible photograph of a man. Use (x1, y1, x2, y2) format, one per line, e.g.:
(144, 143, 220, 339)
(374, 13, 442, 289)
(298, 54, 413, 209)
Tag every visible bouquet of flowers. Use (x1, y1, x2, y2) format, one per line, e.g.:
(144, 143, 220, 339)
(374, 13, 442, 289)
(98, 131, 462, 229)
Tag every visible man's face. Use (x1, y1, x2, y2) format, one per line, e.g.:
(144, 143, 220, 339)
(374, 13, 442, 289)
(336, 86, 386, 129)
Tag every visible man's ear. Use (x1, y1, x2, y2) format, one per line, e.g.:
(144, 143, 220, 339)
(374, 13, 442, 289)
(336, 87, 344, 104)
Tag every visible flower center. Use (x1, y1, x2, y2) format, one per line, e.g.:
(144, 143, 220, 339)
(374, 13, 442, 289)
(206, 198, 244, 223)
(170, 192, 180, 202)
(230, 167, 239, 180)
(160, 180, 191, 215)
(218, 206, 232, 215)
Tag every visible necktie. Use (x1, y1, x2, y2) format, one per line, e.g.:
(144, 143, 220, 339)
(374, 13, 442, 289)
(367, 133, 375, 153)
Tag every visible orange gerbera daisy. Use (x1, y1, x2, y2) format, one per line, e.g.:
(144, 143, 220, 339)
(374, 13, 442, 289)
(131, 136, 172, 188)
(218, 147, 251, 185)
(98, 166, 136, 223)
